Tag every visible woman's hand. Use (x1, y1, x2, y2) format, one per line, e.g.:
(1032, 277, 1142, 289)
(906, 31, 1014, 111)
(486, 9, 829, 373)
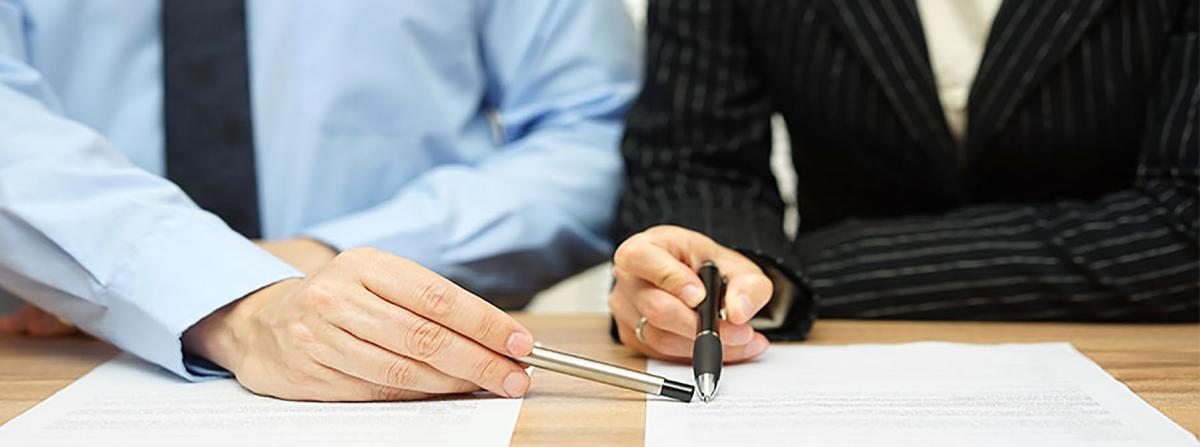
(609, 225, 772, 363)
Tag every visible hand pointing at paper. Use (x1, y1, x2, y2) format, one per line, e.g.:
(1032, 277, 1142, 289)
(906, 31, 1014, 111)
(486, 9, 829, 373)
(182, 247, 535, 402)
(609, 225, 772, 363)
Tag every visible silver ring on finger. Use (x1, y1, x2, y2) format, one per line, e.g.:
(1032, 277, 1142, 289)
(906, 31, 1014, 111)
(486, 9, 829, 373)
(635, 316, 649, 343)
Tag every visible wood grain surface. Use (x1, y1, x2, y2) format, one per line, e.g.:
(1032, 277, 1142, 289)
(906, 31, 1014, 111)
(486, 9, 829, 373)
(1, 315, 1196, 445)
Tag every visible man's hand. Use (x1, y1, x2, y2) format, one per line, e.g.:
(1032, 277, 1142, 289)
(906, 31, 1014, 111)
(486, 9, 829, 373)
(182, 247, 535, 402)
(0, 304, 79, 338)
(609, 225, 771, 363)
(256, 238, 338, 276)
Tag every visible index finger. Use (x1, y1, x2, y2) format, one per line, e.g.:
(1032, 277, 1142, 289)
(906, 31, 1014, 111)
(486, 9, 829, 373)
(614, 227, 725, 307)
(345, 248, 535, 358)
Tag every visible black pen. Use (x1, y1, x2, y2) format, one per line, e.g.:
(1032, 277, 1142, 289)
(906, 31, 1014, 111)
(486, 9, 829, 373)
(693, 261, 724, 402)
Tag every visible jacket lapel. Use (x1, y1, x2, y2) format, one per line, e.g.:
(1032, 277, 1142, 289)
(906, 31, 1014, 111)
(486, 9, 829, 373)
(820, 0, 964, 197)
(966, 0, 1114, 158)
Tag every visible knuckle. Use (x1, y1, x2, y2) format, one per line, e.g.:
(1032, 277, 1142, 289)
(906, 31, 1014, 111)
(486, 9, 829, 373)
(677, 225, 712, 243)
(454, 381, 482, 394)
(612, 239, 643, 268)
(384, 359, 415, 388)
(373, 385, 409, 401)
(337, 247, 380, 266)
(333, 247, 363, 264)
(407, 320, 451, 359)
(650, 266, 683, 291)
(413, 280, 456, 319)
(473, 311, 507, 345)
(470, 356, 508, 385)
(644, 225, 676, 237)
(649, 224, 695, 241)
(302, 282, 339, 310)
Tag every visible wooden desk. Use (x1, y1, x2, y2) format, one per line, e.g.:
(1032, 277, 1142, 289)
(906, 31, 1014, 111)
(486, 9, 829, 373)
(2, 315, 1197, 445)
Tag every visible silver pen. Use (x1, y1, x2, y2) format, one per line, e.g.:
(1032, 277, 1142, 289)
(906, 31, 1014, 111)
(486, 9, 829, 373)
(515, 344, 694, 402)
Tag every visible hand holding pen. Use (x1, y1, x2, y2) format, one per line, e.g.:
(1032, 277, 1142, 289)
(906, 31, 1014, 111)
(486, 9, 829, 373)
(607, 225, 773, 364)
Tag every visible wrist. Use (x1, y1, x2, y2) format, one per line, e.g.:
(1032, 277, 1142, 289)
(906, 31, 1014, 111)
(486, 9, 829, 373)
(182, 278, 299, 374)
(256, 238, 337, 276)
(291, 238, 338, 259)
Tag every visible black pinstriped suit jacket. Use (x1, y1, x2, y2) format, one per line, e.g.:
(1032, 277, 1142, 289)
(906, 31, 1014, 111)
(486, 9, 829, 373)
(618, 0, 1199, 338)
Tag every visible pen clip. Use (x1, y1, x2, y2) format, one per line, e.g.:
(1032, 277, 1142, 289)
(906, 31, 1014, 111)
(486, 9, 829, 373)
(717, 275, 728, 321)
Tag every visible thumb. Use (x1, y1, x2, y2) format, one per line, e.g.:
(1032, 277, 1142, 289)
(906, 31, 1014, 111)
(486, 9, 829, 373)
(614, 226, 723, 307)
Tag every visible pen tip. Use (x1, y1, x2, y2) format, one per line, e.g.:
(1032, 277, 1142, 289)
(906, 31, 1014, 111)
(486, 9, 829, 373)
(696, 373, 717, 402)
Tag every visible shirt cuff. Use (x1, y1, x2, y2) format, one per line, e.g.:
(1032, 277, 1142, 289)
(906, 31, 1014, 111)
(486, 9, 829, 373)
(99, 213, 301, 381)
(747, 261, 796, 330)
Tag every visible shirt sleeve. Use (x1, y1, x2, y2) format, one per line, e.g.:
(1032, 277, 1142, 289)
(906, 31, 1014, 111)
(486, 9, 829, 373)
(303, 0, 641, 304)
(0, 1, 300, 380)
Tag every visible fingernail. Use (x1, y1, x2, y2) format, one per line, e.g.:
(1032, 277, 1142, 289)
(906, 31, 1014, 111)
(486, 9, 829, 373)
(503, 371, 529, 397)
(506, 332, 534, 356)
(680, 284, 705, 307)
(737, 294, 755, 322)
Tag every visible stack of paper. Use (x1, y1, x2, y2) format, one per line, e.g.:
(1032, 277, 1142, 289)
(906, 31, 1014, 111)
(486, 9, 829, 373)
(647, 343, 1197, 447)
(0, 354, 523, 446)
(5, 342, 1194, 447)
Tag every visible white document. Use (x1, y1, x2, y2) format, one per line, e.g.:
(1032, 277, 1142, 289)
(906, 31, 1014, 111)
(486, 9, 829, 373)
(0, 354, 524, 447)
(647, 343, 1197, 447)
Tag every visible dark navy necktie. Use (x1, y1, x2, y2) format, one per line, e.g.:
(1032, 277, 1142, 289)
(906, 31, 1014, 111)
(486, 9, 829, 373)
(162, 0, 262, 238)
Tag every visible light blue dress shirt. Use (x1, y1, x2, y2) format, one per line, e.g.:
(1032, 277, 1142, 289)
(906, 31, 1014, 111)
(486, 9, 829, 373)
(0, 0, 639, 379)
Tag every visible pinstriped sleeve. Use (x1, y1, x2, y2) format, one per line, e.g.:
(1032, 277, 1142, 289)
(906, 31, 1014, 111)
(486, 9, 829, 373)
(802, 2, 1199, 322)
(617, 0, 813, 338)
(617, 0, 786, 258)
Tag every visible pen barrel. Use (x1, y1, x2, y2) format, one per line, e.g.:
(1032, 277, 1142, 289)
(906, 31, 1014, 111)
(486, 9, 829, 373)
(697, 263, 723, 334)
(694, 262, 724, 394)
(517, 346, 665, 396)
(692, 333, 723, 382)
